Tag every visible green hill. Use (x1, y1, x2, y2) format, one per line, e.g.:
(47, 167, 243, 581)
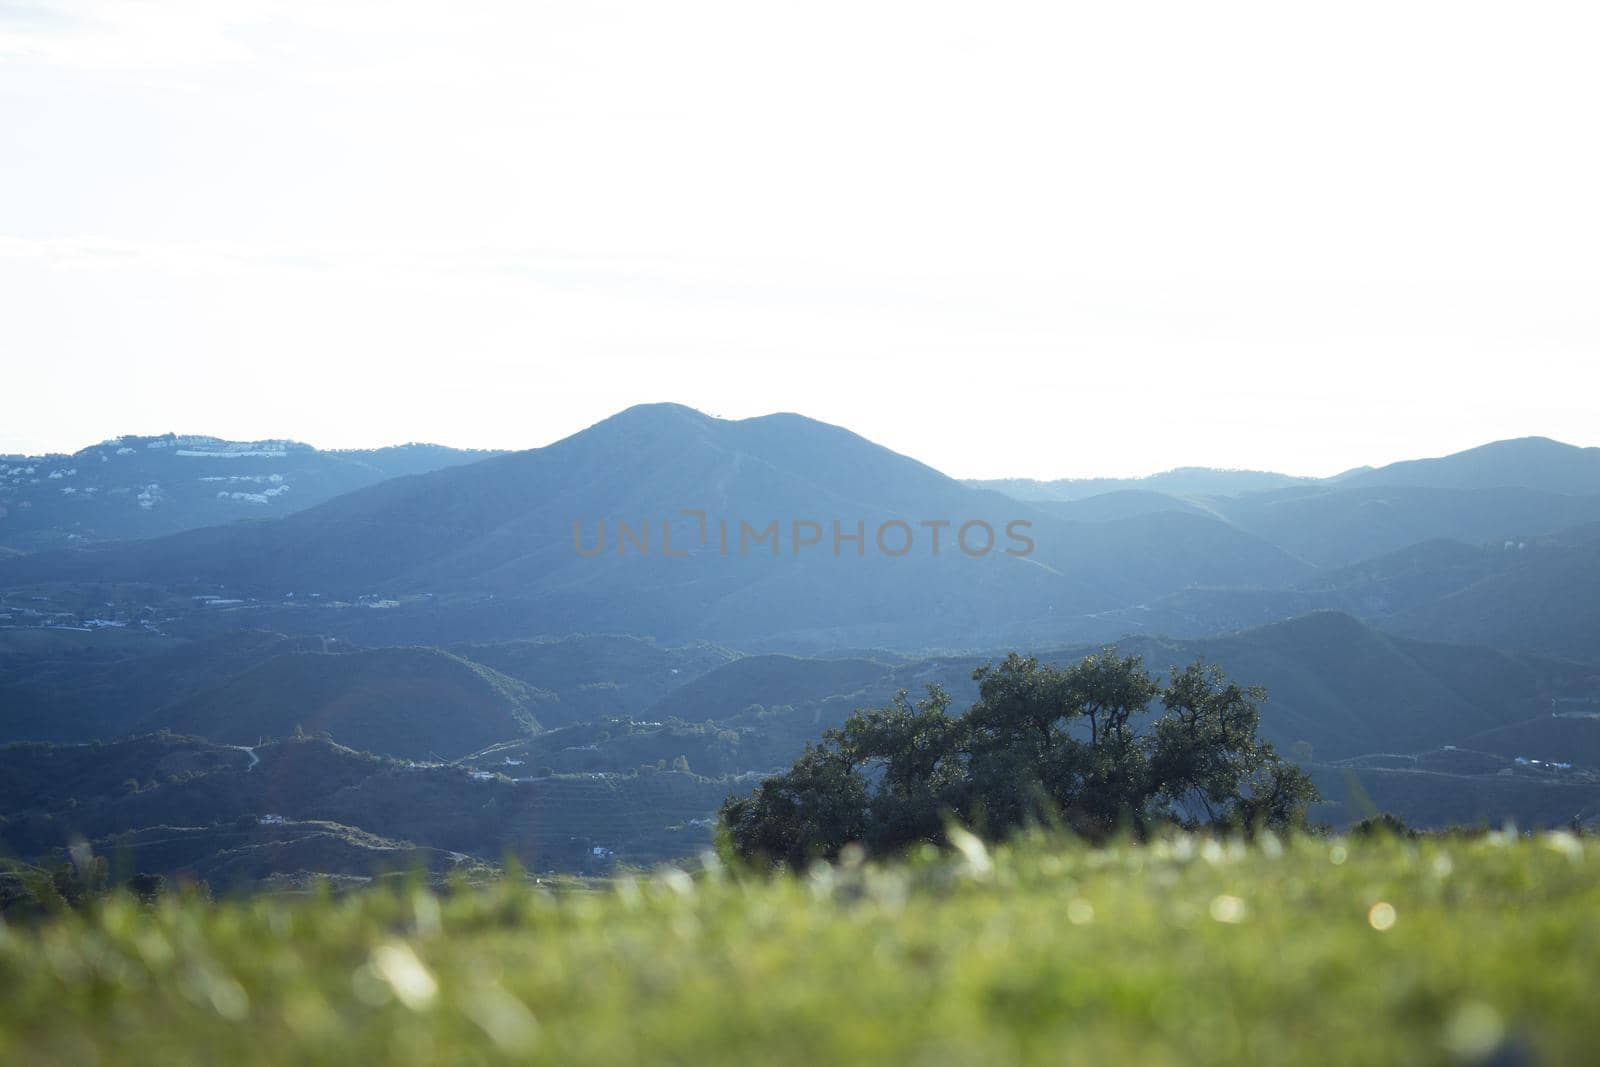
(102, 821, 475, 891)
(0, 629, 732, 746)
(141, 648, 545, 759)
(1159, 612, 1585, 759)
(647, 654, 891, 721)
(0, 630, 335, 744)
(318, 767, 732, 869)
(1459, 713, 1600, 770)
(1308, 764, 1600, 828)
(0, 733, 249, 813)
(449, 634, 738, 726)
(1387, 544, 1600, 662)
(0, 736, 392, 859)
(0, 734, 742, 883)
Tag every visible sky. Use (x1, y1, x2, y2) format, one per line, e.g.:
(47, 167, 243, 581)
(2, 1, 1597, 479)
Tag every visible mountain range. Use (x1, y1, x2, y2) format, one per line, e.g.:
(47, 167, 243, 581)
(4, 406, 1600, 886)
(970, 435, 1600, 500)
(5, 409, 1598, 655)
(0, 433, 498, 552)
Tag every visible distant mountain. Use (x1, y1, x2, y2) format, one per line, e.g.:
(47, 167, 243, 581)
(978, 436, 1600, 569)
(1159, 612, 1588, 760)
(1054, 523, 1600, 658)
(629, 611, 1594, 762)
(1386, 543, 1600, 663)
(1202, 484, 1600, 568)
(1004, 482, 1600, 574)
(975, 437, 1600, 501)
(1335, 437, 1600, 494)
(5, 414, 1600, 654)
(1023, 490, 1211, 523)
(1182, 520, 1600, 662)
(970, 466, 1316, 502)
(0, 405, 1314, 651)
(0, 433, 499, 552)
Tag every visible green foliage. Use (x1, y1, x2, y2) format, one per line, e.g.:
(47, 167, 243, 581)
(0, 833, 1596, 1065)
(124, 872, 167, 904)
(722, 652, 1317, 864)
(1350, 813, 1418, 840)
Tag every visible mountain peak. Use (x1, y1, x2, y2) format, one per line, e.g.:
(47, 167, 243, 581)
(597, 402, 718, 429)
(586, 404, 849, 439)
(1338, 435, 1600, 494)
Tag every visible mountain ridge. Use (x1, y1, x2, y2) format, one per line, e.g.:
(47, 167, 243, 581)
(0, 433, 500, 552)
(4, 410, 1600, 654)
(1334, 436, 1600, 494)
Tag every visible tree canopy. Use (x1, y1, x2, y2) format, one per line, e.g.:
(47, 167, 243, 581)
(720, 651, 1318, 865)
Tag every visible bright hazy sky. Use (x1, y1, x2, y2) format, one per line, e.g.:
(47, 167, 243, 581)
(2, 2, 1597, 479)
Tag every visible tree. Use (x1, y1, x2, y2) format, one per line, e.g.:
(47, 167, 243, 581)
(126, 872, 167, 904)
(718, 741, 870, 868)
(841, 686, 969, 850)
(720, 650, 1318, 864)
(1149, 661, 1318, 830)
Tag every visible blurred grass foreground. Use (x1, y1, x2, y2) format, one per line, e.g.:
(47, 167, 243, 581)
(2, 830, 1597, 1066)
